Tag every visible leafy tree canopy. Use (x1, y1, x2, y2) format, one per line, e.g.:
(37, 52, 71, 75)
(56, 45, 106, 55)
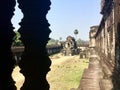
(47, 38, 59, 46)
(76, 38, 89, 45)
(12, 31, 23, 46)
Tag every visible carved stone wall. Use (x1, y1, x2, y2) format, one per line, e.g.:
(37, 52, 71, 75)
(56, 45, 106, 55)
(95, 0, 120, 89)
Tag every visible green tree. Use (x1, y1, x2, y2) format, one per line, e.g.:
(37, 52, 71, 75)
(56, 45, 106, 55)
(12, 31, 23, 46)
(47, 38, 57, 45)
(74, 29, 79, 40)
(59, 37, 62, 41)
(76, 38, 89, 45)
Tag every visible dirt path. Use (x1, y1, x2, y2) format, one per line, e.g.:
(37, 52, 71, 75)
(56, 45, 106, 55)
(12, 53, 82, 90)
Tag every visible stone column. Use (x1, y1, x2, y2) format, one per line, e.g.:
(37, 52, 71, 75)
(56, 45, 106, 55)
(0, 0, 16, 90)
(17, 0, 51, 90)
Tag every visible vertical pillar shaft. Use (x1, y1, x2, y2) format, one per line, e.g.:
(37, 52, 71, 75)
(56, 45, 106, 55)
(17, 0, 51, 90)
(0, 0, 16, 90)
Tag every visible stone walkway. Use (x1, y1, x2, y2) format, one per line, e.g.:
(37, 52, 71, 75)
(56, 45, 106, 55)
(75, 49, 114, 90)
(76, 49, 103, 90)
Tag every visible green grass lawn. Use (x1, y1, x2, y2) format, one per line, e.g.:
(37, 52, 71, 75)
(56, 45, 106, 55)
(47, 55, 89, 90)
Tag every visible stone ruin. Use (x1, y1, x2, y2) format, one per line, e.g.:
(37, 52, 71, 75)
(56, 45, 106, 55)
(61, 36, 79, 56)
(78, 44, 90, 59)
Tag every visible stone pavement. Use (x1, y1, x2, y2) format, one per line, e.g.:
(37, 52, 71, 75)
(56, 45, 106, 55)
(70, 49, 103, 90)
(77, 55, 103, 90)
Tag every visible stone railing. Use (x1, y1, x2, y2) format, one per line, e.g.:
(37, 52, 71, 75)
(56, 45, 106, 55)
(11, 45, 62, 65)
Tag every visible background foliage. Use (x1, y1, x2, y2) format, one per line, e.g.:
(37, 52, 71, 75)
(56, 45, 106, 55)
(12, 31, 23, 46)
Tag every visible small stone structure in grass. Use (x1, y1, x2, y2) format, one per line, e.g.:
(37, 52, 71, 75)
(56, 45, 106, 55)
(78, 44, 90, 59)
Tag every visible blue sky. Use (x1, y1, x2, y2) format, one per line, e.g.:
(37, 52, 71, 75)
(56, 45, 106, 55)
(12, 0, 102, 41)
